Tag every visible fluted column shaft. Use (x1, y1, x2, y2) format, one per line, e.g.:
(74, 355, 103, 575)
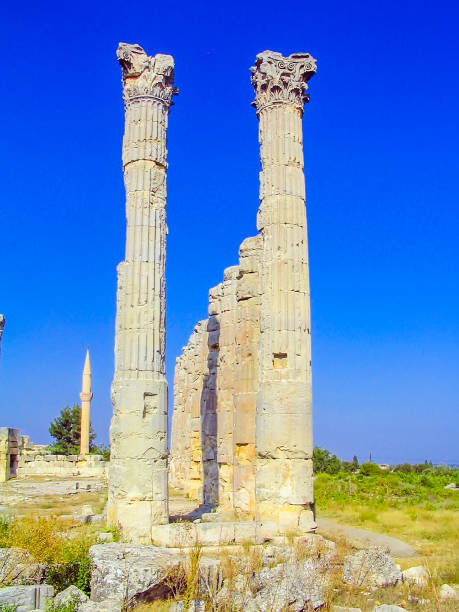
(251, 51, 316, 528)
(108, 44, 176, 543)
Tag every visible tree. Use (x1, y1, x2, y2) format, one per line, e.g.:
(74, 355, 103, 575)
(48, 404, 96, 455)
(352, 455, 359, 469)
(313, 446, 342, 475)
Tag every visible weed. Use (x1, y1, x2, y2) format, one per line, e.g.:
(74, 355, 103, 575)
(0, 516, 96, 594)
(45, 598, 79, 612)
(99, 525, 120, 542)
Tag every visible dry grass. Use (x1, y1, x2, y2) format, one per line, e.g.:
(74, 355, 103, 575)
(13, 490, 107, 518)
(320, 504, 459, 586)
(0, 515, 98, 565)
(132, 603, 172, 611)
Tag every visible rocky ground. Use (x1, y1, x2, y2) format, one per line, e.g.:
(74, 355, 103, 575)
(316, 519, 416, 558)
(0, 480, 458, 611)
(0, 476, 106, 519)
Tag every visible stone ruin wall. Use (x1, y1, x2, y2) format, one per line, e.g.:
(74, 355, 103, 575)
(170, 50, 316, 529)
(17, 451, 108, 479)
(0, 428, 107, 481)
(170, 235, 261, 520)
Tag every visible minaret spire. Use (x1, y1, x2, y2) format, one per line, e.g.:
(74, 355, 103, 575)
(80, 348, 93, 455)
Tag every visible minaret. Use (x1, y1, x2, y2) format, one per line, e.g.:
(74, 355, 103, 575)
(251, 51, 317, 529)
(107, 43, 177, 543)
(79, 349, 93, 455)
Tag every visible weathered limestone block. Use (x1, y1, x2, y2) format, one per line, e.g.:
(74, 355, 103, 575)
(170, 320, 208, 501)
(251, 51, 316, 528)
(214, 267, 238, 510)
(0, 547, 45, 585)
(342, 547, 402, 587)
(108, 42, 177, 543)
(90, 543, 220, 607)
(233, 235, 261, 519)
(0, 427, 20, 482)
(0, 584, 54, 611)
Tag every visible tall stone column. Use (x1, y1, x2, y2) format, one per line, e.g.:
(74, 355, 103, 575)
(108, 43, 177, 543)
(0, 315, 5, 356)
(251, 51, 317, 528)
(79, 349, 92, 455)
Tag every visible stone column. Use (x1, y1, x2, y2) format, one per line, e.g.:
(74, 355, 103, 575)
(251, 51, 317, 528)
(108, 43, 177, 543)
(79, 349, 92, 455)
(0, 315, 5, 355)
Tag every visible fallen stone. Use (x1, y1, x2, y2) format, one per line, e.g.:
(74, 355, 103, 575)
(402, 565, 429, 588)
(317, 518, 415, 557)
(90, 543, 219, 607)
(331, 607, 363, 612)
(0, 547, 45, 585)
(53, 585, 88, 607)
(408, 594, 429, 605)
(373, 606, 406, 611)
(0, 584, 54, 611)
(343, 547, 402, 587)
(444, 483, 457, 490)
(90, 543, 181, 604)
(78, 597, 122, 611)
(169, 601, 205, 612)
(251, 558, 326, 610)
(439, 584, 458, 600)
(97, 531, 114, 543)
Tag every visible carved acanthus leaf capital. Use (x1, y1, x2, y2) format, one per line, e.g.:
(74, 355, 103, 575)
(250, 51, 317, 115)
(117, 42, 178, 107)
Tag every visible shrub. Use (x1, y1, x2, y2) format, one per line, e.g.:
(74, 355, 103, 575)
(46, 599, 79, 612)
(0, 517, 96, 594)
(359, 462, 382, 476)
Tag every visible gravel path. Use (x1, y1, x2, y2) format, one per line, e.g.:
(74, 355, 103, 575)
(317, 517, 416, 557)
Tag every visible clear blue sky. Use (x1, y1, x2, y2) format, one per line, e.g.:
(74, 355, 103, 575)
(1, 0, 458, 465)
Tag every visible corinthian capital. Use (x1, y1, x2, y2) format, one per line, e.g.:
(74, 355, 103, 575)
(250, 51, 317, 115)
(116, 42, 178, 107)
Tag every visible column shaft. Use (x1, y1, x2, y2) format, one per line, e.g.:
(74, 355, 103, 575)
(251, 51, 317, 528)
(108, 44, 176, 543)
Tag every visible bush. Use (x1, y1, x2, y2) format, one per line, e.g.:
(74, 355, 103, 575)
(46, 599, 79, 612)
(359, 462, 382, 476)
(0, 517, 96, 594)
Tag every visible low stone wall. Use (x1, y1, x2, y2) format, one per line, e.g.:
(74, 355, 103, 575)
(17, 453, 108, 479)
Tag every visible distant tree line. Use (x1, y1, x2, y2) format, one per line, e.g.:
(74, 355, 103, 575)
(313, 446, 455, 477)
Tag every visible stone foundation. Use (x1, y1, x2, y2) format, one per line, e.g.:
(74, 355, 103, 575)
(150, 519, 316, 548)
(0, 428, 108, 481)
